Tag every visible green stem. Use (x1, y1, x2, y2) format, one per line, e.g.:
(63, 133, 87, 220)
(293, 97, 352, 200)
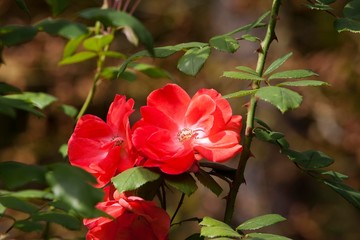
(170, 193, 185, 223)
(223, 0, 282, 225)
(75, 26, 111, 121)
(170, 217, 202, 227)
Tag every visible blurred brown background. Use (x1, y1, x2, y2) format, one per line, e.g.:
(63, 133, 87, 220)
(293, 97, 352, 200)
(0, 0, 360, 239)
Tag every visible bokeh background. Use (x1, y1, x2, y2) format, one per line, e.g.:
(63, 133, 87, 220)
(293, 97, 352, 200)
(0, 0, 360, 239)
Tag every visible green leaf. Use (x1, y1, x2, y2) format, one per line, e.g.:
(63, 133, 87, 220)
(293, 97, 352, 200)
(264, 52, 293, 76)
(226, 11, 270, 35)
(235, 66, 258, 75)
(246, 233, 291, 240)
(223, 89, 258, 99)
(237, 214, 286, 231)
(0, 96, 43, 117)
(277, 80, 329, 87)
(83, 34, 114, 52)
(284, 149, 334, 169)
(133, 63, 171, 79)
(0, 26, 37, 46)
(116, 42, 208, 76)
(177, 46, 211, 76)
(102, 51, 126, 59)
(15, 0, 31, 17)
(46, 163, 104, 218)
(0, 82, 21, 94)
(119, 70, 137, 81)
(254, 118, 272, 131)
(321, 170, 348, 180)
(334, 18, 360, 33)
(45, 0, 69, 16)
(32, 212, 81, 230)
(0, 203, 6, 214)
(306, 3, 333, 11)
(63, 34, 88, 58)
(241, 33, 259, 42)
(255, 86, 303, 113)
(1, 190, 53, 200)
(49, 200, 72, 212)
(60, 104, 78, 118)
(199, 162, 236, 181)
(111, 167, 161, 193)
(200, 217, 241, 239)
(268, 69, 318, 80)
(194, 170, 223, 196)
(13, 220, 43, 232)
(80, 8, 154, 54)
(200, 216, 233, 228)
(317, 0, 336, 4)
(209, 35, 240, 53)
(222, 71, 264, 81)
(6, 92, 57, 109)
(344, 0, 360, 20)
(134, 178, 162, 201)
(323, 179, 360, 210)
(0, 196, 38, 214)
(254, 128, 284, 142)
(169, 42, 209, 51)
(35, 19, 88, 39)
(101, 67, 137, 81)
(164, 173, 198, 196)
(0, 161, 46, 189)
(58, 143, 68, 158)
(59, 51, 97, 65)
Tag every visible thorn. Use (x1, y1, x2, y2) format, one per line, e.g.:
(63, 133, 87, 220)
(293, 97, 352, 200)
(256, 46, 264, 54)
(243, 102, 250, 109)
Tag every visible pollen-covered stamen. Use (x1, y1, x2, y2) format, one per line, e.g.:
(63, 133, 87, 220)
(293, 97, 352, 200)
(111, 136, 124, 146)
(177, 128, 194, 142)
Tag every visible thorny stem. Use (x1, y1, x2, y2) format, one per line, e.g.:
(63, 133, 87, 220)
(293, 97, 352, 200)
(223, 0, 282, 225)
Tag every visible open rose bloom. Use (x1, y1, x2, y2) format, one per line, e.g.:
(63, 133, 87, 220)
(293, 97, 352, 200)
(84, 193, 170, 240)
(68, 95, 138, 187)
(133, 84, 243, 174)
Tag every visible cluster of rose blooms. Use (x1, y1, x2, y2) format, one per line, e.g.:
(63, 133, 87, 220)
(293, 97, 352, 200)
(68, 84, 243, 239)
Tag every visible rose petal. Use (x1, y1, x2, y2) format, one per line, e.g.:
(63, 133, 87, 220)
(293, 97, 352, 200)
(194, 131, 242, 162)
(140, 106, 179, 133)
(147, 84, 191, 124)
(71, 115, 113, 141)
(107, 95, 135, 139)
(185, 94, 216, 131)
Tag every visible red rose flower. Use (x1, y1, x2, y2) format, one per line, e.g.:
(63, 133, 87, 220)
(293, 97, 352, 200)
(132, 84, 242, 174)
(68, 95, 137, 187)
(84, 194, 170, 240)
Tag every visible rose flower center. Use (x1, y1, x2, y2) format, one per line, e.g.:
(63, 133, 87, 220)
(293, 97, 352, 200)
(177, 128, 194, 142)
